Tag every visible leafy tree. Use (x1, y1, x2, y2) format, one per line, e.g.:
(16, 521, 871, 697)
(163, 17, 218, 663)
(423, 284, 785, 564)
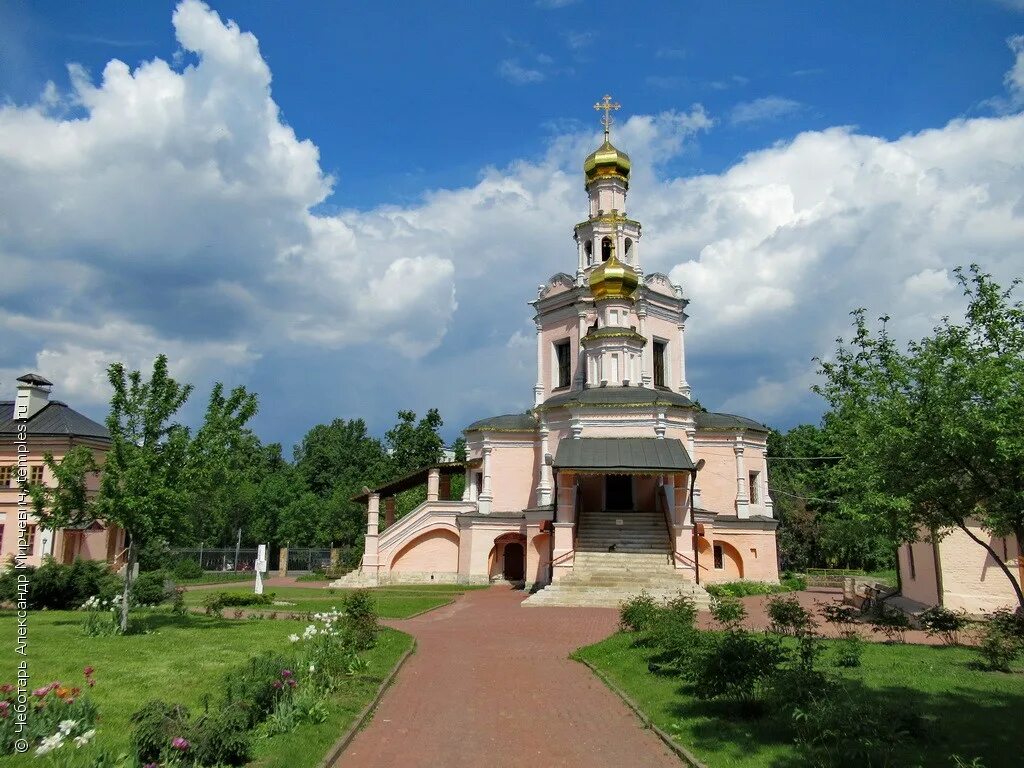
(27, 445, 101, 530)
(98, 355, 193, 631)
(385, 409, 444, 475)
(182, 383, 259, 544)
(451, 436, 467, 463)
(815, 266, 1024, 608)
(294, 418, 390, 497)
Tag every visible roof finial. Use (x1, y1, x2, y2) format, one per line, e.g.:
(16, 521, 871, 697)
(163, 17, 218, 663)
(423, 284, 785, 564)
(593, 94, 621, 142)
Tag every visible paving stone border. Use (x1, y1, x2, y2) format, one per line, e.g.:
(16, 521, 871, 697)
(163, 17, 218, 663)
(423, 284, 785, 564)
(319, 638, 418, 768)
(576, 657, 708, 768)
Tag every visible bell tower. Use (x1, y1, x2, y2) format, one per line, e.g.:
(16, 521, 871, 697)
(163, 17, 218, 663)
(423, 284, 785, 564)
(574, 95, 642, 283)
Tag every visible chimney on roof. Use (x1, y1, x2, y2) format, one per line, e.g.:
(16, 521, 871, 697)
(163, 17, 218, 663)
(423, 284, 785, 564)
(15, 373, 53, 421)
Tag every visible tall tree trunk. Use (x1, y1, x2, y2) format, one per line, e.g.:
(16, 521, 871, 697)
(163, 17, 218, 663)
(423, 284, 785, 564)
(120, 536, 135, 633)
(957, 522, 1024, 610)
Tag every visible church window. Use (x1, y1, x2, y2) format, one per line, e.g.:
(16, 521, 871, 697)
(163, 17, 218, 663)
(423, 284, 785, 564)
(555, 340, 571, 389)
(624, 238, 633, 262)
(906, 544, 916, 580)
(30, 465, 43, 485)
(0, 466, 12, 488)
(585, 240, 593, 264)
(601, 237, 612, 262)
(713, 544, 724, 570)
(609, 309, 618, 326)
(23, 524, 37, 554)
(653, 340, 667, 387)
(748, 471, 760, 503)
(609, 354, 620, 384)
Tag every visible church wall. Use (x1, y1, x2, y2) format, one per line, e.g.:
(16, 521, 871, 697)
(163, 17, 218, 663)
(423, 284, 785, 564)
(692, 439, 739, 514)
(644, 314, 682, 391)
(489, 442, 538, 512)
(899, 538, 940, 607)
(540, 315, 580, 399)
(699, 528, 780, 584)
(390, 529, 460, 575)
(938, 525, 1019, 614)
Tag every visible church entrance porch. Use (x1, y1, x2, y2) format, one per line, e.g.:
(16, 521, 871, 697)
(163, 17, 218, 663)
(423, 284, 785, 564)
(503, 542, 524, 580)
(604, 474, 633, 511)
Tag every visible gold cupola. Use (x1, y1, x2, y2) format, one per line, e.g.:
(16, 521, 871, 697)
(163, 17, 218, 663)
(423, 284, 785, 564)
(584, 140, 631, 186)
(589, 247, 639, 302)
(585, 95, 631, 186)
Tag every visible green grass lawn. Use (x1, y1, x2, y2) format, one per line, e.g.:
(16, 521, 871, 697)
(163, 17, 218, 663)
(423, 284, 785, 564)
(575, 632, 1024, 768)
(183, 584, 486, 618)
(0, 610, 412, 767)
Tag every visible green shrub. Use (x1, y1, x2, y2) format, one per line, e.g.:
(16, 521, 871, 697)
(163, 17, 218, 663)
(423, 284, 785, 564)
(171, 557, 203, 580)
(201, 591, 274, 616)
(819, 602, 861, 635)
(131, 700, 191, 765)
(130, 570, 170, 606)
(977, 624, 1021, 672)
(792, 690, 924, 767)
(646, 594, 704, 676)
(709, 594, 747, 629)
(831, 633, 864, 668)
(868, 605, 910, 643)
(188, 701, 252, 766)
(918, 606, 970, 646)
(619, 591, 659, 633)
(705, 581, 790, 598)
(688, 629, 785, 713)
(766, 595, 814, 637)
(342, 589, 378, 650)
(222, 651, 294, 728)
(2, 557, 123, 610)
(781, 573, 808, 591)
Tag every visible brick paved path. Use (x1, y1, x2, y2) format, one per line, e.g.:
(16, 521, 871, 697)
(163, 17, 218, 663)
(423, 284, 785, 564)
(338, 585, 681, 768)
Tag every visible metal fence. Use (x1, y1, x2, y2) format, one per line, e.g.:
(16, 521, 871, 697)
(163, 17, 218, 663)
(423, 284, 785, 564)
(286, 547, 332, 573)
(170, 546, 266, 572)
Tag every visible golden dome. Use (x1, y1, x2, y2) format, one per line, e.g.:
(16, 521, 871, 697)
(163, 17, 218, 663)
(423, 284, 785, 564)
(584, 140, 631, 185)
(589, 250, 638, 301)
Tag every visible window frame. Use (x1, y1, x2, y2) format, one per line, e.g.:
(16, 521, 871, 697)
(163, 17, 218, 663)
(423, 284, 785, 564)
(29, 465, 44, 485)
(748, 470, 760, 504)
(652, 339, 667, 388)
(713, 543, 724, 570)
(554, 339, 572, 390)
(0, 466, 12, 488)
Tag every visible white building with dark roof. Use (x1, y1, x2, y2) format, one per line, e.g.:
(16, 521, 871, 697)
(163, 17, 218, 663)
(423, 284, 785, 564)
(0, 374, 123, 568)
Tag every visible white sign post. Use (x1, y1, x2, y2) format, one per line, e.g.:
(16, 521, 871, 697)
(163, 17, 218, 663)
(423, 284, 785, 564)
(255, 544, 268, 595)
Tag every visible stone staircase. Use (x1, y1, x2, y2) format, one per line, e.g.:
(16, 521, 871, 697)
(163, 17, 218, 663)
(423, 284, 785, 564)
(523, 510, 710, 608)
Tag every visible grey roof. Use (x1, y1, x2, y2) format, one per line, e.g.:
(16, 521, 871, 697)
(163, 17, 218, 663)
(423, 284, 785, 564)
(464, 412, 539, 433)
(553, 437, 694, 473)
(17, 373, 53, 386)
(540, 385, 693, 410)
(0, 401, 111, 442)
(695, 411, 770, 434)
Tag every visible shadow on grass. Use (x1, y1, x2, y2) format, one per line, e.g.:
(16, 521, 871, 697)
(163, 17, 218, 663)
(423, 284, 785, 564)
(666, 671, 1024, 768)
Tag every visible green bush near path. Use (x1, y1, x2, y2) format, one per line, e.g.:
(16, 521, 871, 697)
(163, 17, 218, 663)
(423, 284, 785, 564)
(182, 584, 486, 618)
(0, 610, 412, 767)
(576, 631, 1024, 767)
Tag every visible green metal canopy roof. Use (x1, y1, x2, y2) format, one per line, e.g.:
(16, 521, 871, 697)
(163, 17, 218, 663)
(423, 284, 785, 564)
(553, 437, 694, 473)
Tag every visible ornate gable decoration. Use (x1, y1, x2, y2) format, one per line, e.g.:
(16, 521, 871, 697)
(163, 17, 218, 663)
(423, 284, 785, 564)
(537, 272, 577, 299)
(644, 272, 683, 299)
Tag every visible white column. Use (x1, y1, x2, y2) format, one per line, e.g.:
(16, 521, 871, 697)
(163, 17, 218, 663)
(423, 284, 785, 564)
(678, 323, 690, 397)
(462, 467, 471, 501)
(361, 493, 380, 575)
(538, 421, 553, 506)
(734, 437, 749, 518)
(637, 304, 650, 387)
(655, 410, 666, 439)
(534, 321, 544, 405)
(762, 452, 774, 517)
(479, 444, 493, 514)
(576, 308, 588, 388)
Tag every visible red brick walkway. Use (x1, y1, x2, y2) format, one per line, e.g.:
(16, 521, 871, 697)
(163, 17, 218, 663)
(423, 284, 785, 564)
(337, 585, 680, 768)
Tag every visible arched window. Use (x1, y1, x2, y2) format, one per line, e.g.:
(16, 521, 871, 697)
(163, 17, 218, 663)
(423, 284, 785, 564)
(624, 238, 633, 262)
(584, 240, 593, 265)
(601, 237, 612, 262)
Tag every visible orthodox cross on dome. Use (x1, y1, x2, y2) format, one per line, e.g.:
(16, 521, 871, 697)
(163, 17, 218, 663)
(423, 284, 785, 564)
(593, 94, 621, 141)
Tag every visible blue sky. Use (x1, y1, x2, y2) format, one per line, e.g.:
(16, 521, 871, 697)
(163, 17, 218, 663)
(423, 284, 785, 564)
(1, 0, 1023, 449)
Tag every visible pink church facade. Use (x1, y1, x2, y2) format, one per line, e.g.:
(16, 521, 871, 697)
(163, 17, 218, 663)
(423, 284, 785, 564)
(341, 103, 780, 601)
